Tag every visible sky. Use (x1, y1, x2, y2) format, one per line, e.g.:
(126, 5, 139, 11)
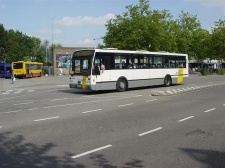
(0, 0, 225, 47)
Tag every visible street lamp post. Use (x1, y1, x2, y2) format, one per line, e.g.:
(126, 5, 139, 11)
(93, 37, 103, 49)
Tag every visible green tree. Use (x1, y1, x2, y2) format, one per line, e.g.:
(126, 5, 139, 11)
(104, 0, 203, 55)
(4, 29, 37, 62)
(104, 0, 152, 50)
(191, 28, 210, 61)
(210, 19, 225, 67)
(175, 11, 201, 55)
(104, 0, 176, 51)
(0, 24, 7, 62)
(30, 37, 44, 62)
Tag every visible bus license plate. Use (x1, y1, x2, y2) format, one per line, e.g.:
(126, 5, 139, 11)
(76, 84, 81, 88)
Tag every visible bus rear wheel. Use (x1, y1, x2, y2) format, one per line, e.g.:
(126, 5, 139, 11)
(116, 79, 127, 92)
(164, 75, 172, 87)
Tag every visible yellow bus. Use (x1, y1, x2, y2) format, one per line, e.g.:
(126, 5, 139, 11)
(12, 61, 43, 78)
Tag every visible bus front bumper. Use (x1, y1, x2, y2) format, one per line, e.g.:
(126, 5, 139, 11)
(69, 83, 92, 90)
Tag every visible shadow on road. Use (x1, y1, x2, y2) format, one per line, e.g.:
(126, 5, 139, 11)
(59, 84, 183, 96)
(180, 148, 225, 168)
(0, 132, 144, 168)
(0, 132, 83, 168)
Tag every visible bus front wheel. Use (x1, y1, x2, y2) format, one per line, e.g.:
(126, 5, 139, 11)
(164, 75, 172, 87)
(116, 79, 127, 92)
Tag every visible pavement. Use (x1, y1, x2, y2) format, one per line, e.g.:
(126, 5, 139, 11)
(0, 75, 70, 92)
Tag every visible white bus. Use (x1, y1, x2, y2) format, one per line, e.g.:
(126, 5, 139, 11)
(69, 49, 188, 92)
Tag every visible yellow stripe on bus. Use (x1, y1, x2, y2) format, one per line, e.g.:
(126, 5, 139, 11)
(177, 68, 184, 83)
(82, 76, 87, 90)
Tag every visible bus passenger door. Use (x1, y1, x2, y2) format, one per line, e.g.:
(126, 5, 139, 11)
(93, 54, 111, 90)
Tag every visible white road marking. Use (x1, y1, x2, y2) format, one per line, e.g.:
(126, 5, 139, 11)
(27, 108, 39, 111)
(82, 109, 102, 114)
(138, 127, 163, 136)
(1, 94, 141, 114)
(34, 116, 59, 122)
(71, 144, 112, 159)
(2, 92, 10, 94)
(51, 98, 68, 101)
(0, 126, 2, 129)
(178, 116, 194, 122)
(0, 110, 23, 115)
(27, 90, 34, 92)
(14, 102, 33, 105)
(0, 88, 65, 101)
(5, 90, 13, 92)
(57, 85, 68, 87)
(118, 103, 133, 107)
(146, 99, 157, 102)
(204, 108, 216, 113)
(14, 89, 25, 93)
(82, 95, 96, 97)
(44, 95, 140, 109)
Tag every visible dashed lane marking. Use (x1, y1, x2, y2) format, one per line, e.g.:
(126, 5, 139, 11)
(178, 116, 194, 122)
(56, 85, 68, 87)
(146, 99, 157, 102)
(138, 127, 163, 136)
(82, 109, 102, 114)
(118, 103, 133, 107)
(1, 89, 34, 95)
(14, 102, 33, 106)
(204, 108, 216, 113)
(72, 144, 112, 159)
(34, 116, 59, 122)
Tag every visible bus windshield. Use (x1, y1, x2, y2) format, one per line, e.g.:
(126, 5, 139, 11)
(13, 63, 23, 69)
(70, 50, 95, 76)
(0, 65, 3, 74)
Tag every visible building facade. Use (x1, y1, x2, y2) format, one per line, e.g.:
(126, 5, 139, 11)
(52, 47, 94, 75)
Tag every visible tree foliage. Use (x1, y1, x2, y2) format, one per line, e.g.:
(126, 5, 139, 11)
(104, 0, 225, 63)
(210, 19, 225, 63)
(0, 24, 62, 64)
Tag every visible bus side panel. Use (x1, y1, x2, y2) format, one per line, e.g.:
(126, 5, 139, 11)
(130, 69, 150, 88)
(0, 63, 11, 78)
(114, 70, 133, 89)
(0, 64, 4, 78)
(98, 70, 116, 90)
(5, 65, 12, 78)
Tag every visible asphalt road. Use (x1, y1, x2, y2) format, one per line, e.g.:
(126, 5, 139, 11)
(0, 74, 225, 168)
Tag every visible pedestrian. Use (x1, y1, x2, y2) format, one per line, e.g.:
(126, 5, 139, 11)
(11, 70, 15, 84)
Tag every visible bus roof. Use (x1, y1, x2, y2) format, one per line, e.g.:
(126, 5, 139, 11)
(12, 61, 43, 64)
(74, 49, 187, 56)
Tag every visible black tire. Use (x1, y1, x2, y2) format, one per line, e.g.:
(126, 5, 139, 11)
(116, 79, 127, 92)
(164, 75, 171, 87)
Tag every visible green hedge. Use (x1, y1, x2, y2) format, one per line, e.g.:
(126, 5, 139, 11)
(201, 68, 225, 76)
